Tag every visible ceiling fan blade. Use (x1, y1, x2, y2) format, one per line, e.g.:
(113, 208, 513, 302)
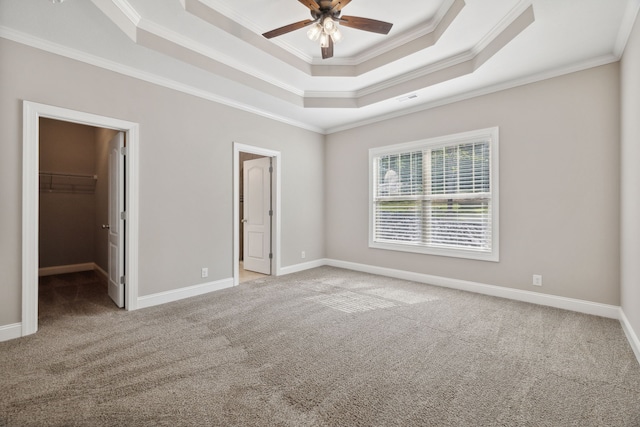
(339, 16, 393, 34)
(321, 36, 334, 59)
(298, 0, 320, 11)
(262, 19, 314, 39)
(329, 0, 352, 12)
(331, 0, 351, 13)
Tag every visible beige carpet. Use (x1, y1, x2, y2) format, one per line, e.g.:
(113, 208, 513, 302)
(1, 267, 639, 426)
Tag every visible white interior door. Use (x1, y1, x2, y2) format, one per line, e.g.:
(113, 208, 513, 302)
(243, 157, 272, 274)
(107, 132, 125, 307)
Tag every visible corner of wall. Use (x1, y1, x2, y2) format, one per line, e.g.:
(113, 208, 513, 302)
(620, 309, 640, 365)
(0, 323, 23, 342)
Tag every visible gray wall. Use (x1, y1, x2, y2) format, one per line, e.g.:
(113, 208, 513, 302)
(325, 63, 621, 305)
(39, 118, 97, 268)
(0, 38, 325, 326)
(621, 14, 640, 340)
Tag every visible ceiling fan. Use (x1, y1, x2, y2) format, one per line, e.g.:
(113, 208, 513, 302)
(262, 0, 393, 59)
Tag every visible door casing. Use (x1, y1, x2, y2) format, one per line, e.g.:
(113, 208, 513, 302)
(22, 101, 140, 336)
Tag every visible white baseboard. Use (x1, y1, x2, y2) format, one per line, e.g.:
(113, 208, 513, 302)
(620, 309, 640, 365)
(280, 258, 328, 276)
(0, 323, 22, 342)
(94, 264, 108, 282)
(137, 277, 234, 310)
(325, 259, 621, 319)
(39, 262, 95, 277)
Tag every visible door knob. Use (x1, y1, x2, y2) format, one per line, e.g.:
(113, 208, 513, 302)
(102, 224, 110, 229)
(241, 219, 248, 223)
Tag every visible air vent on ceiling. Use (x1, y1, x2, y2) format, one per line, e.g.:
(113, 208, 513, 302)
(397, 93, 418, 102)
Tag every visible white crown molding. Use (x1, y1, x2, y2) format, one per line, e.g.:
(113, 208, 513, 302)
(0, 26, 324, 134)
(111, 0, 141, 25)
(614, 0, 640, 57)
(471, 0, 533, 56)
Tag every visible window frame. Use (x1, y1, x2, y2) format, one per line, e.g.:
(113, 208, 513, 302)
(369, 127, 499, 262)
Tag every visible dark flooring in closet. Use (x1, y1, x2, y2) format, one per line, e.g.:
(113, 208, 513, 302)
(38, 271, 119, 326)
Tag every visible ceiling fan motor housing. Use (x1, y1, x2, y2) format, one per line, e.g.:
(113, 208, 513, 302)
(310, 9, 341, 22)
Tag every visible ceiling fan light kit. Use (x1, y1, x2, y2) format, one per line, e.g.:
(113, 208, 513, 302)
(263, 0, 392, 59)
(307, 23, 322, 41)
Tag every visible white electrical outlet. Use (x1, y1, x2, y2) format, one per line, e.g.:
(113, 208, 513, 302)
(201, 268, 208, 278)
(532, 274, 542, 286)
(301, 251, 306, 259)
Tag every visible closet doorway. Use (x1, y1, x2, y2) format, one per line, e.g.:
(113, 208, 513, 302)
(22, 101, 140, 337)
(38, 118, 123, 315)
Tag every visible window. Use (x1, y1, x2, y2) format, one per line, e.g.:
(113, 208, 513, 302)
(369, 127, 499, 261)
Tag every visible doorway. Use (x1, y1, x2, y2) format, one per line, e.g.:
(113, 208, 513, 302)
(22, 101, 140, 337)
(233, 143, 281, 286)
(240, 153, 270, 281)
(38, 119, 120, 318)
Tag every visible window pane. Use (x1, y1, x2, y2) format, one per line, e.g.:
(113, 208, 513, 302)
(430, 142, 490, 196)
(426, 199, 491, 250)
(374, 201, 421, 243)
(376, 151, 422, 197)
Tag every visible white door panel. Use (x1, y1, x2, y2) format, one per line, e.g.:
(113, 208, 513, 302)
(243, 157, 271, 274)
(107, 132, 125, 307)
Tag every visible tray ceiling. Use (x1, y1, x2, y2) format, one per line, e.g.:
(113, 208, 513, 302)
(0, 0, 637, 133)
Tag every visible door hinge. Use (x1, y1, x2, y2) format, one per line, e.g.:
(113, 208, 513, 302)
(120, 211, 127, 221)
(269, 210, 273, 216)
(269, 253, 273, 260)
(269, 166, 273, 173)
(121, 147, 128, 156)
(120, 275, 126, 285)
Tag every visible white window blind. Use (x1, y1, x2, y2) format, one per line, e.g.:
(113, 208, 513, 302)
(370, 128, 499, 261)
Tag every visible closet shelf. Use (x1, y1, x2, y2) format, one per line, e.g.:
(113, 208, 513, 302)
(39, 172, 97, 194)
